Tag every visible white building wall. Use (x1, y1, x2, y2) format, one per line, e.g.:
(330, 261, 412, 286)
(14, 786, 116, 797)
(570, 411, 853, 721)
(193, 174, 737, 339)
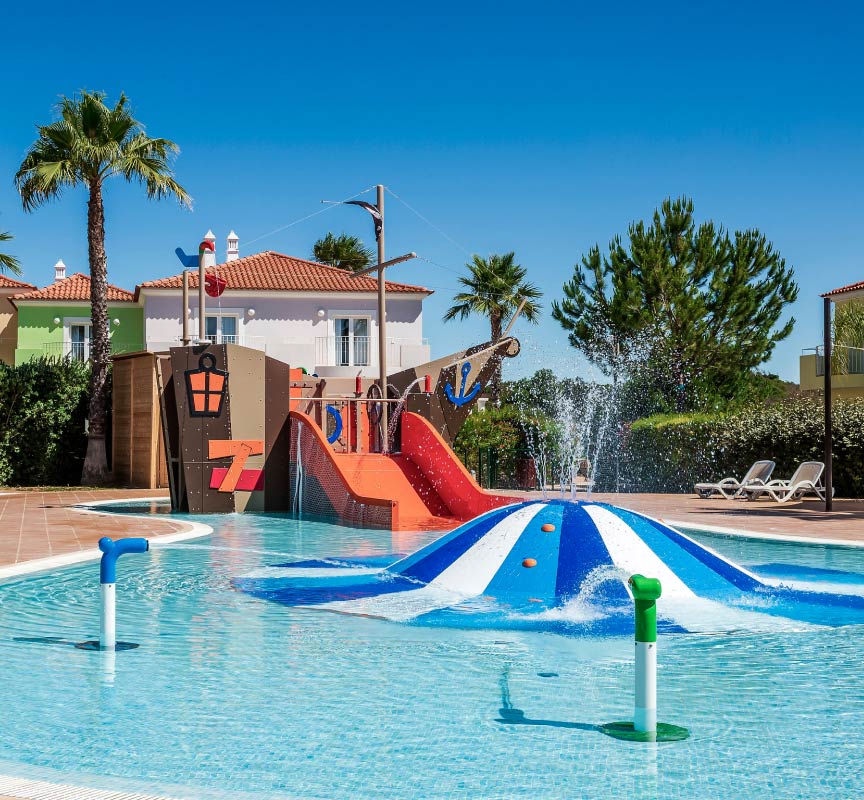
(142, 291, 429, 376)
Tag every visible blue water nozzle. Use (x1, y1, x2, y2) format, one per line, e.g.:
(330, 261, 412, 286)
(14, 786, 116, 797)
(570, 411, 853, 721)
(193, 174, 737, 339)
(99, 537, 149, 584)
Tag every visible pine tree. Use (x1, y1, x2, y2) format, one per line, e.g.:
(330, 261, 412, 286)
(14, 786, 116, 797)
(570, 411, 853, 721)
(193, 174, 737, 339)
(552, 197, 799, 412)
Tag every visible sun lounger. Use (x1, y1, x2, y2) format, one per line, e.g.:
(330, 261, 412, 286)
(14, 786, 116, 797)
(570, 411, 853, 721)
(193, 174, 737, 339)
(740, 461, 832, 503)
(694, 460, 775, 499)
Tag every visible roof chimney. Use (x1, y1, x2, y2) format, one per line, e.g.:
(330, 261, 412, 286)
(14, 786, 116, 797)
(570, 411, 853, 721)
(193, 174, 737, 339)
(203, 230, 217, 268)
(226, 230, 239, 262)
(54, 259, 66, 282)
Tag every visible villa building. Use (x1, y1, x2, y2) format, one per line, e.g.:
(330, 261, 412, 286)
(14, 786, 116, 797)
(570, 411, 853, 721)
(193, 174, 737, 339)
(11, 261, 144, 365)
(799, 279, 864, 398)
(8, 232, 433, 375)
(0, 274, 36, 364)
(137, 233, 432, 377)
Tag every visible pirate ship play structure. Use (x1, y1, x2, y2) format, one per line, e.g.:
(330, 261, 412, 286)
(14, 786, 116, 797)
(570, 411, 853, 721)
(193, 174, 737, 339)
(112, 336, 520, 530)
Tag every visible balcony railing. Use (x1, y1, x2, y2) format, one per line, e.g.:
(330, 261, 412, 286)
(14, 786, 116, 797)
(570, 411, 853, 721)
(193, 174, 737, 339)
(40, 341, 143, 361)
(804, 345, 864, 376)
(314, 336, 429, 369)
(200, 334, 266, 350)
(142, 335, 267, 352)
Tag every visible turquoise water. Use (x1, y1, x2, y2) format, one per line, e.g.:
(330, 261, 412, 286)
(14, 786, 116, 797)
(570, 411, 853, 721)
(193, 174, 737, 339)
(0, 503, 863, 799)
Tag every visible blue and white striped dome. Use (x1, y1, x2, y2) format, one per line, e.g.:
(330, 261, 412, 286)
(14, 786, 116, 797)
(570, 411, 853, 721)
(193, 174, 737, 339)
(234, 500, 864, 634)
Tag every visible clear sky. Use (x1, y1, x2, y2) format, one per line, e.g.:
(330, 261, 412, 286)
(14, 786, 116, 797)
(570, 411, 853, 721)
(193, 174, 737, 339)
(1, 0, 861, 381)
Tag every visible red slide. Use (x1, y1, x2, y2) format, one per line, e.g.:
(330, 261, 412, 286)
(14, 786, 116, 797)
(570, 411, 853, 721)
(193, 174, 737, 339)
(290, 411, 514, 530)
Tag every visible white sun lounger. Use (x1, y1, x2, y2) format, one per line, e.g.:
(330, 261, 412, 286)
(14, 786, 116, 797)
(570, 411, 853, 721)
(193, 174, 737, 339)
(740, 461, 832, 503)
(694, 460, 775, 499)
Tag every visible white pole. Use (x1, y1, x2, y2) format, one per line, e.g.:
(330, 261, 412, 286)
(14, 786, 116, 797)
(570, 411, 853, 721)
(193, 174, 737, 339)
(634, 640, 657, 733)
(629, 574, 661, 734)
(100, 582, 116, 651)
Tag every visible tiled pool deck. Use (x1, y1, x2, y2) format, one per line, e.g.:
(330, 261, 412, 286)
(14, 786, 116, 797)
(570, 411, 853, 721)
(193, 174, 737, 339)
(1, 488, 863, 574)
(584, 491, 864, 544)
(0, 489, 195, 573)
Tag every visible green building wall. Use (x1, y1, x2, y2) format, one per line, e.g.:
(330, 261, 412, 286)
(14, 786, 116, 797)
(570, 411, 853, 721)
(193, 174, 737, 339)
(14, 303, 145, 365)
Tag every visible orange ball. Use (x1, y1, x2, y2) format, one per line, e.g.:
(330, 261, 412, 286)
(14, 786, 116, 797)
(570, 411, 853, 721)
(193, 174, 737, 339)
(541, 523, 556, 532)
(522, 558, 537, 568)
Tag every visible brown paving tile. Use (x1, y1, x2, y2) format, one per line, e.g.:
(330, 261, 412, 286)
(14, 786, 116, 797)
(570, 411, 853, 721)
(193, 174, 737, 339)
(0, 489, 184, 568)
(501, 491, 864, 542)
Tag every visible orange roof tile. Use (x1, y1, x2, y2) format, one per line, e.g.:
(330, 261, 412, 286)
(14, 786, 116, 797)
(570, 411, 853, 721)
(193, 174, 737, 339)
(0, 275, 36, 291)
(136, 251, 431, 297)
(823, 280, 864, 298)
(12, 273, 134, 302)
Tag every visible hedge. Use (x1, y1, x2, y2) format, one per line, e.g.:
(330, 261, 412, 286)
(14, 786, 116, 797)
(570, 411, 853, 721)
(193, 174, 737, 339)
(0, 357, 91, 486)
(621, 396, 864, 497)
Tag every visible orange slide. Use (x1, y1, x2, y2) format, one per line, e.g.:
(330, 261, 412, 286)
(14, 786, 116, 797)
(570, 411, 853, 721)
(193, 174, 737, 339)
(291, 410, 514, 530)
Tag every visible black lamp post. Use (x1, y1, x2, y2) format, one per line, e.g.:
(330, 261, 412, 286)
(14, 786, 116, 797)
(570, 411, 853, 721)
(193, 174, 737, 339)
(823, 295, 833, 512)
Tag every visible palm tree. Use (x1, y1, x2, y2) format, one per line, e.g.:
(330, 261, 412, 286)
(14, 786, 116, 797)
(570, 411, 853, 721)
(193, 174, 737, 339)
(444, 252, 542, 403)
(312, 232, 374, 272)
(16, 91, 191, 484)
(0, 231, 21, 275)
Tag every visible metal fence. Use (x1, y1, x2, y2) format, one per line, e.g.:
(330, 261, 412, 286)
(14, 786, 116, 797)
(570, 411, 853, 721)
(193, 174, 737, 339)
(808, 345, 864, 376)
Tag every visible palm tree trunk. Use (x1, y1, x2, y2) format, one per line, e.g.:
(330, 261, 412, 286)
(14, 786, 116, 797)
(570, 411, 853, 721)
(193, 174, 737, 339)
(81, 181, 111, 485)
(490, 312, 503, 405)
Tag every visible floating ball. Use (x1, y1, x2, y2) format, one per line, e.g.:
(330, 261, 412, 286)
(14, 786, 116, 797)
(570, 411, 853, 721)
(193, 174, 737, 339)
(541, 523, 556, 532)
(522, 558, 537, 568)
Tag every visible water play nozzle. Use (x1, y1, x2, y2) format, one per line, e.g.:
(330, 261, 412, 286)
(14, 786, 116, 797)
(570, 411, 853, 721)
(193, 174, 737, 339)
(628, 574, 661, 602)
(629, 574, 661, 644)
(99, 537, 149, 584)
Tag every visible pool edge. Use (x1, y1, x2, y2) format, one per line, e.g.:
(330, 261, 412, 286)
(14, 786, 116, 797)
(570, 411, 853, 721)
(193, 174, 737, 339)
(0, 497, 212, 582)
(664, 517, 864, 548)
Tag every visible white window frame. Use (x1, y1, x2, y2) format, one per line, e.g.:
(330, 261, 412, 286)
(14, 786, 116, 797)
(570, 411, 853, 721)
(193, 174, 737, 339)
(203, 308, 244, 344)
(330, 313, 372, 367)
(63, 316, 92, 361)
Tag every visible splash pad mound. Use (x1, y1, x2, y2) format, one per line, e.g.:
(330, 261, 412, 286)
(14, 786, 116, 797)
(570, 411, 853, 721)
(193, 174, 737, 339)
(233, 500, 864, 634)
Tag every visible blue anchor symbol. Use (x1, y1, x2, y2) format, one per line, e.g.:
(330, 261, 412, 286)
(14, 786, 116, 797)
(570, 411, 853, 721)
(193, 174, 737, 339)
(444, 362, 483, 407)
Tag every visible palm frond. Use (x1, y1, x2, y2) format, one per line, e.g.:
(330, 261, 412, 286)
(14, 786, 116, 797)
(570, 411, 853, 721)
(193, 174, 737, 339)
(0, 232, 22, 275)
(312, 232, 374, 272)
(17, 90, 191, 211)
(444, 252, 543, 326)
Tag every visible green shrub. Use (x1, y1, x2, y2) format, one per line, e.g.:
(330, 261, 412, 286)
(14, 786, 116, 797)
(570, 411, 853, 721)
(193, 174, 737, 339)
(622, 396, 864, 497)
(0, 357, 91, 486)
(454, 406, 530, 477)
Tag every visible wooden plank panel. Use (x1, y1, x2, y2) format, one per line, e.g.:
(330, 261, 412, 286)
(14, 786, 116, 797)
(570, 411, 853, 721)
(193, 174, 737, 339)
(264, 356, 293, 511)
(171, 345, 233, 513)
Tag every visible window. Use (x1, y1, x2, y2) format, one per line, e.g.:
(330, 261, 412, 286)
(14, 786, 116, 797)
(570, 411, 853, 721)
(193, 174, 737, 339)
(334, 317, 369, 366)
(205, 314, 239, 344)
(69, 323, 91, 361)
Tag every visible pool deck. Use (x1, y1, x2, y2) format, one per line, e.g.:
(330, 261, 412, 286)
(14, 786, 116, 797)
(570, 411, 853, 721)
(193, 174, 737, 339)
(1, 488, 863, 576)
(0, 489, 198, 574)
(583, 492, 864, 544)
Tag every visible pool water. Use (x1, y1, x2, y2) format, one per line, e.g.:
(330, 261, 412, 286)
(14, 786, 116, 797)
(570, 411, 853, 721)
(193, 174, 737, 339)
(0, 504, 863, 799)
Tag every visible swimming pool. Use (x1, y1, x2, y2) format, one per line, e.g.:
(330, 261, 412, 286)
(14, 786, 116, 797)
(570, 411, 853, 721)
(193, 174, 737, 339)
(0, 503, 862, 799)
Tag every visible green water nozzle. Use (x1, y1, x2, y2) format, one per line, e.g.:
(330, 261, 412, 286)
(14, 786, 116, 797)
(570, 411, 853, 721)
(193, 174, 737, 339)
(628, 574, 661, 601)
(600, 573, 689, 742)
(629, 574, 661, 643)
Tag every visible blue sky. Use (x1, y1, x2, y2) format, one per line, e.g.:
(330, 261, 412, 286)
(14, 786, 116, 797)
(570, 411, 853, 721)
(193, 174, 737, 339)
(1, 1, 862, 381)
